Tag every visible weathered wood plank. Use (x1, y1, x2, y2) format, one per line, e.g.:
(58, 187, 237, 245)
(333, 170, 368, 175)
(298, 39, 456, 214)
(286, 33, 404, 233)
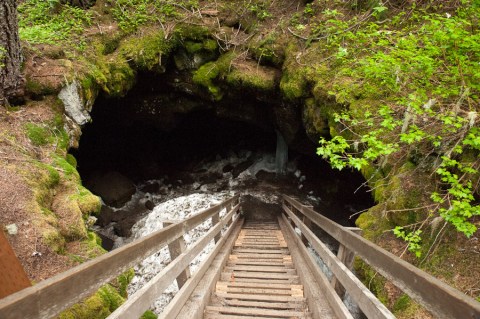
(217, 299, 304, 310)
(283, 195, 480, 319)
(215, 292, 305, 302)
(219, 276, 300, 284)
(163, 216, 244, 319)
(216, 286, 300, 296)
(222, 271, 299, 280)
(224, 265, 294, 273)
(216, 281, 301, 290)
(205, 305, 308, 317)
(0, 196, 239, 319)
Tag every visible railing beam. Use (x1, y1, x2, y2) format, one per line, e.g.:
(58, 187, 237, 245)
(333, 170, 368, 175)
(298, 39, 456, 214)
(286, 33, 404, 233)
(282, 195, 480, 319)
(0, 195, 239, 319)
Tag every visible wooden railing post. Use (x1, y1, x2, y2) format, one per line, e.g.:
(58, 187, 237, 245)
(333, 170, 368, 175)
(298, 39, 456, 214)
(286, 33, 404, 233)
(301, 205, 313, 246)
(163, 221, 190, 289)
(331, 227, 362, 299)
(211, 206, 221, 244)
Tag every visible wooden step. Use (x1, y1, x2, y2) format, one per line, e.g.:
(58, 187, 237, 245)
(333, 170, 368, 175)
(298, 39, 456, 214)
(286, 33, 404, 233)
(205, 306, 310, 318)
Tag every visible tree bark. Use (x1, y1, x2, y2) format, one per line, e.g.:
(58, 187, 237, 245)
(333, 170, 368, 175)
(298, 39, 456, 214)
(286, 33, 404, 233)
(61, 0, 96, 9)
(0, 0, 25, 106)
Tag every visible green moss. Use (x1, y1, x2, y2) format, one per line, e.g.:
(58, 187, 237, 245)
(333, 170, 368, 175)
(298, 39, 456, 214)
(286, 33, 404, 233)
(120, 30, 176, 71)
(58, 284, 124, 319)
(393, 294, 411, 312)
(84, 42, 136, 97)
(73, 185, 101, 216)
(117, 268, 135, 298)
(203, 39, 218, 51)
(65, 154, 77, 168)
(52, 154, 79, 179)
(185, 41, 204, 54)
(43, 229, 66, 254)
(280, 66, 309, 100)
(141, 310, 158, 319)
(25, 123, 50, 146)
(354, 259, 389, 305)
(226, 63, 278, 91)
(192, 52, 236, 100)
(175, 24, 210, 41)
(26, 77, 58, 96)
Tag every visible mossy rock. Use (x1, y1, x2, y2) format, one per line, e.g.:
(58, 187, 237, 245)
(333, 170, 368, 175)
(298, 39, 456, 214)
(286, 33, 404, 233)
(192, 52, 237, 100)
(280, 67, 309, 100)
(226, 61, 279, 92)
(42, 228, 67, 254)
(83, 42, 136, 97)
(120, 30, 176, 72)
(302, 98, 330, 140)
(73, 185, 102, 216)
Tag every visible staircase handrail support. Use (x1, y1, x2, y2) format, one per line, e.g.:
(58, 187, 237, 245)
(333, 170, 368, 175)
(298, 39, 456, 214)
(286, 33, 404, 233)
(0, 195, 240, 319)
(108, 202, 241, 318)
(282, 194, 480, 319)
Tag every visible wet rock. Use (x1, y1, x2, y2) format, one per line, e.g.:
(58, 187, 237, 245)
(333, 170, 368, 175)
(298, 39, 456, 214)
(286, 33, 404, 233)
(222, 164, 234, 173)
(86, 171, 136, 208)
(96, 205, 114, 227)
(241, 195, 283, 221)
(96, 232, 115, 251)
(198, 172, 223, 184)
(144, 200, 155, 210)
(232, 159, 254, 178)
(113, 215, 138, 237)
(139, 181, 160, 194)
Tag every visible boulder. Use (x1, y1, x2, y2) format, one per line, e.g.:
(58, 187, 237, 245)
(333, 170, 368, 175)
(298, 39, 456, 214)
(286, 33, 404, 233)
(86, 171, 136, 208)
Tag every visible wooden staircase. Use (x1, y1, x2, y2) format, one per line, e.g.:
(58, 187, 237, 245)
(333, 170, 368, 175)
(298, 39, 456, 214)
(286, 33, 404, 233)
(205, 221, 312, 319)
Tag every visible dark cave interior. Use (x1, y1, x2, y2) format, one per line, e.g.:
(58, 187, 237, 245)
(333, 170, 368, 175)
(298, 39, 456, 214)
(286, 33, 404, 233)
(72, 72, 374, 227)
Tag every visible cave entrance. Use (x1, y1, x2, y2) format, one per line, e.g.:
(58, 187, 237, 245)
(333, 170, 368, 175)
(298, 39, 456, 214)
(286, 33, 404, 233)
(72, 72, 374, 241)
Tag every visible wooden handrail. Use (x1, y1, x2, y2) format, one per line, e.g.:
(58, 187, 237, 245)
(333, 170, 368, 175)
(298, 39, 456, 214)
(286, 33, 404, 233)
(0, 195, 239, 319)
(282, 194, 480, 319)
(108, 203, 241, 318)
(283, 203, 394, 319)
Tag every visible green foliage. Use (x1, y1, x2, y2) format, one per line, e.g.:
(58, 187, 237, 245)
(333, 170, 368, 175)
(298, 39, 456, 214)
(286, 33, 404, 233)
(18, 0, 92, 45)
(431, 157, 479, 237)
(314, 2, 480, 247)
(110, 0, 199, 32)
(393, 227, 423, 257)
(248, 2, 271, 21)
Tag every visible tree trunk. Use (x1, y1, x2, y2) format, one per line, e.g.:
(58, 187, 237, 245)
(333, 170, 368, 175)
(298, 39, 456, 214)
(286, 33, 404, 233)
(61, 0, 96, 9)
(0, 0, 25, 106)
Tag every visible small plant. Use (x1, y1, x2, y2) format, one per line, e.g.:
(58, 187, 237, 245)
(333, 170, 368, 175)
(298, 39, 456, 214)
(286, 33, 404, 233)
(393, 227, 423, 257)
(304, 3, 314, 16)
(248, 3, 271, 21)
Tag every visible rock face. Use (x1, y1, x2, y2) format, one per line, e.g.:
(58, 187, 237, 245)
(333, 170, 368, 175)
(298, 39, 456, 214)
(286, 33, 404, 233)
(85, 171, 136, 208)
(58, 80, 91, 125)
